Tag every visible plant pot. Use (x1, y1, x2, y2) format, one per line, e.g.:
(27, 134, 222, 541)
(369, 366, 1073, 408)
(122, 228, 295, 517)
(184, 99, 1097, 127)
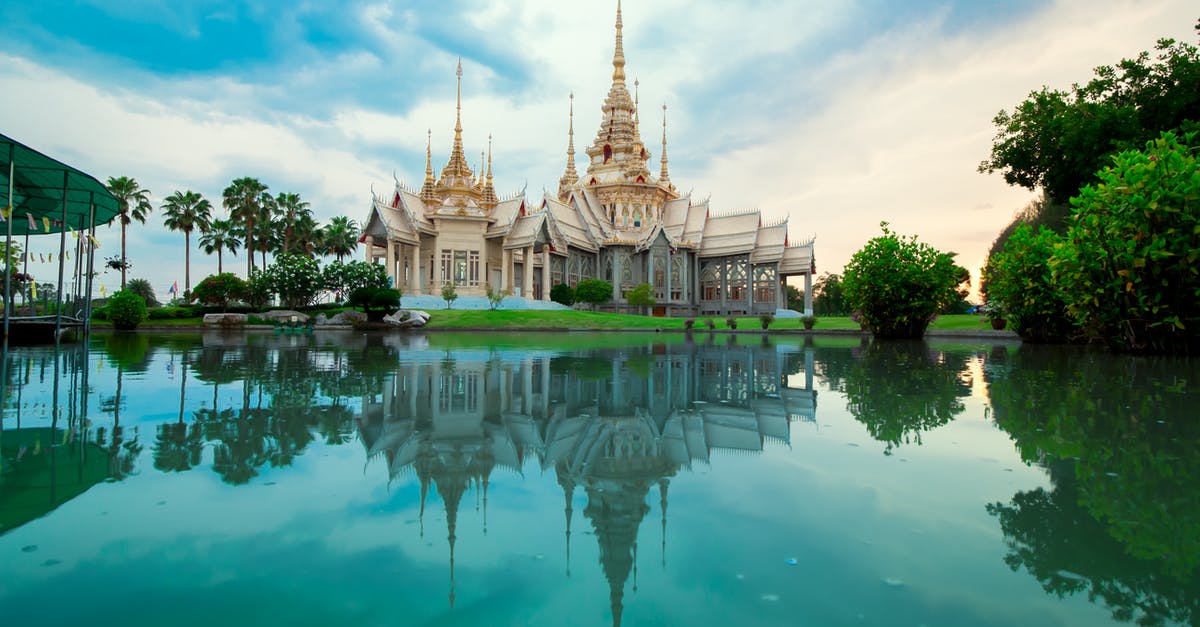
(991, 318, 1008, 330)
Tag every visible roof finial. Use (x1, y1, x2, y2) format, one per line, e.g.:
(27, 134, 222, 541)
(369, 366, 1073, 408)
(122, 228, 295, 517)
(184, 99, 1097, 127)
(559, 92, 578, 200)
(440, 58, 474, 187)
(612, 0, 625, 84)
(421, 128, 437, 201)
(455, 58, 463, 135)
(482, 134, 498, 206)
(660, 103, 671, 183)
(633, 78, 640, 130)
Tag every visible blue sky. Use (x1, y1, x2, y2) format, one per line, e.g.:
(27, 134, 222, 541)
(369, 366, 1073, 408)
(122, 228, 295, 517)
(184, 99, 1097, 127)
(2, 0, 1195, 298)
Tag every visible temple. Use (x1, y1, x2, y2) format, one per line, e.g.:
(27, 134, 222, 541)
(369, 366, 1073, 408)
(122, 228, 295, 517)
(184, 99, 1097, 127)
(361, 2, 816, 317)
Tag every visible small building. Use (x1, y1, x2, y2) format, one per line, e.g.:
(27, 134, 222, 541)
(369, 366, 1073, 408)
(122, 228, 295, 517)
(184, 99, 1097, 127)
(362, 3, 815, 316)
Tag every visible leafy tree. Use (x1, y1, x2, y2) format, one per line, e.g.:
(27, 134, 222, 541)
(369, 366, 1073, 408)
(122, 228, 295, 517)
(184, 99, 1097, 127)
(263, 254, 321, 309)
(191, 273, 246, 311)
(574, 278, 612, 310)
(199, 218, 242, 275)
(486, 283, 510, 310)
(843, 223, 966, 339)
(441, 281, 458, 309)
(323, 260, 388, 299)
(222, 177, 268, 276)
(125, 277, 159, 308)
(982, 224, 1074, 342)
(1050, 132, 1200, 354)
(813, 272, 847, 316)
(980, 32, 1200, 209)
(108, 290, 148, 330)
(550, 282, 574, 307)
(105, 175, 153, 289)
(626, 282, 655, 315)
(161, 189, 213, 294)
(785, 285, 803, 312)
(273, 192, 310, 255)
(244, 270, 273, 309)
(322, 216, 360, 261)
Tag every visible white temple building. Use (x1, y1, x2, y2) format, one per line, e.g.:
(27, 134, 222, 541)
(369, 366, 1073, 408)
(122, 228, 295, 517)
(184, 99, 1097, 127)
(361, 2, 816, 317)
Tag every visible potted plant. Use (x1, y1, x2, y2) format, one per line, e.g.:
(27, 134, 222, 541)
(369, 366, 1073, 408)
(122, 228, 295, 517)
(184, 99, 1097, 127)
(758, 312, 774, 330)
(980, 301, 1007, 330)
(800, 314, 817, 330)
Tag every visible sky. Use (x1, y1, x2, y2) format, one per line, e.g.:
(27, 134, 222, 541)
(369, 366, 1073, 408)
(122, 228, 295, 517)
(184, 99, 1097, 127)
(2, 0, 1195, 301)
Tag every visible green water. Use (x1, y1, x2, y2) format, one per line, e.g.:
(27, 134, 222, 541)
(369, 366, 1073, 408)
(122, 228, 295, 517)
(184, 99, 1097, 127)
(0, 331, 1196, 626)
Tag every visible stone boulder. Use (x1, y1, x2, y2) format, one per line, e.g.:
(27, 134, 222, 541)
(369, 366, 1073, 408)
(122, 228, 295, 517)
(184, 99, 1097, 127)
(324, 310, 367, 326)
(260, 309, 310, 324)
(202, 313, 248, 326)
(382, 309, 430, 328)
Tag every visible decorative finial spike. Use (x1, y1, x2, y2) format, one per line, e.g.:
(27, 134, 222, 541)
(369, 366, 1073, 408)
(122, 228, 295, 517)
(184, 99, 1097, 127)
(660, 102, 671, 183)
(612, 0, 626, 83)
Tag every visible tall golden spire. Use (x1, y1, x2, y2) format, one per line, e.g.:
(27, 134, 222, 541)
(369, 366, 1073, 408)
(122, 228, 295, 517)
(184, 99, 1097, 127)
(612, 0, 625, 84)
(633, 78, 640, 135)
(482, 134, 498, 206)
(438, 58, 475, 190)
(585, 0, 648, 179)
(659, 103, 671, 184)
(420, 128, 437, 202)
(559, 92, 578, 200)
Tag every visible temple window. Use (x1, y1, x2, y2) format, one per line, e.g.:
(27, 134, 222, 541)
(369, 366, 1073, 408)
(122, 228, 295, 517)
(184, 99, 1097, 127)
(701, 261, 721, 301)
(603, 145, 613, 163)
(670, 255, 685, 301)
(727, 258, 748, 301)
(442, 249, 481, 286)
(753, 266, 776, 303)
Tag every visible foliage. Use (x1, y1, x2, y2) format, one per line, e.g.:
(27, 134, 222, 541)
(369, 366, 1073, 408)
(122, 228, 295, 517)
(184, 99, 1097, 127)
(703, 318, 715, 330)
(243, 270, 274, 309)
(349, 287, 398, 321)
(323, 260, 388, 299)
(725, 316, 738, 330)
(574, 279, 612, 309)
(125, 278, 159, 307)
(322, 216, 360, 261)
(1050, 132, 1200, 354)
(550, 282, 575, 307)
(801, 314, 817, 329)
(627, 283, 655, 312)
(222, 177, 269, 274)
(441, 281, 458, 309)
(147, 305, 202, 320)
(785, 285, 803, 311)
(108, 290, 148, 330)
(843, 223, 967, 339)
(813, 272, 848, 316)
(982, 224, 1074, 342)
(979, 32, 1200, 207)
(486, 283, 510, 310)
(0, 241, 21, 271)
(104, 255, 130, 272)
(263, 253, 321, 309)
(757, 312, 773, 329)
(370, 288, 401, 311)
(191, 273, 246, 310)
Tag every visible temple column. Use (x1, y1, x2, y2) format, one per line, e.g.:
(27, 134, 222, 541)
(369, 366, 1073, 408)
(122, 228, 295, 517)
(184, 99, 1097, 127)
(386, 238, 397, 289)
(364, 235, 374, 263)
(522, 246, 534, 299)
(541, 249, 551, 301)
(432, 239, 443, 294)
(804, 272, 813, 317)
(777, 270, 785, 311)
(409, 244, 420, 294)
(499, 249, 509, 293)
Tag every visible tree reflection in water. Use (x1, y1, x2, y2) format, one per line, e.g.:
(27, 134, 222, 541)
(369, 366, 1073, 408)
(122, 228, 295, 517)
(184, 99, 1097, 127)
(986, 345, 1200, 626)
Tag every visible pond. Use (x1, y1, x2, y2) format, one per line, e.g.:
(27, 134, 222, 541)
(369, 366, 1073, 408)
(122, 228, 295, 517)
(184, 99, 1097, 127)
(0, 331, 1196, 626)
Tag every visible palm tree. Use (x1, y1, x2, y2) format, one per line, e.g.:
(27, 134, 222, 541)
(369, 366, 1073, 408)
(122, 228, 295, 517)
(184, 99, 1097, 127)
(274, 192, 310, 255)
(290, 213, 322, 258)
(161, 190, 213, 296)
(106, 176, 153, 288)
(222, 177, 268, 276)
(199, 219, 242, 275)
(323, 216, 361, 262)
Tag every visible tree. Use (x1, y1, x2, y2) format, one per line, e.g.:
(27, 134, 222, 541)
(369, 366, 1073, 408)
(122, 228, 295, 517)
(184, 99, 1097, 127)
(273, 192, 309, 255)
(107, 290, 148, 330)
(106, 175, 153, 289)
(441, 281, 458, 309)
(322, 216, 360, 261)
(1050, 132, 1200, 354)
(574, 278, 612, 310)
(843, 223, 966, 339)
(191, 273, 246, 311)
(199, 219, 242, 275)
(486, 283, 510, 310)
(264, 254, 322, 309)
(980, 30, 1200, 209)
(982, 224, 1074, 342)
(785, 285, 803, 312)
(222, 177, 268, 276)
(813, 273, 847, 316)
(125, 278, 159, 308)
(161, 189, 213, 295)
(627, 282, 655, 315)
(549, 283, 574, 307)
(323, 260, 388, 300)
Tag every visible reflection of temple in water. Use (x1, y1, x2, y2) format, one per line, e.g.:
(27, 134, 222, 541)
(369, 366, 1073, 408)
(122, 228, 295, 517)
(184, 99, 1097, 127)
(357, 340, 816, 625)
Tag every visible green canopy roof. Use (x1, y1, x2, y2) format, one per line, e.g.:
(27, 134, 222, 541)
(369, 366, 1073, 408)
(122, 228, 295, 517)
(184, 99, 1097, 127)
(1, 132, 121, 236)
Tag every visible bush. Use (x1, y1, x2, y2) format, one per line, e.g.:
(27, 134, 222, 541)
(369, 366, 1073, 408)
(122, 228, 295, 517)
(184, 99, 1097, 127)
(627, 282, 655, 314)
(125, 278, 159, 308)
(550, 282, 575, 307)
(759, 312, 774, 329)
(684, 318, 696, 330)
(324, 260, 389, 300)
(108, 290, 148, 330)
(1051, 132, 1200, 354)
(191, 273, 246, 311)
(243, 270, 273, 310)
(575, 279, 612, 310)
(264, 254, 321, 308)
(370, 288, 401, 312)
(486, 284, 510, 310)
(801, 314, 817, 330)
(441, 282, 458, 309)
(725, 316, 738, 330)
(350, 287, 400, 321)
(147, 306, 197, 320)
(703, 318, 715, 330)
(982, 224, 1074, 342)
(843, 223, 967, 339)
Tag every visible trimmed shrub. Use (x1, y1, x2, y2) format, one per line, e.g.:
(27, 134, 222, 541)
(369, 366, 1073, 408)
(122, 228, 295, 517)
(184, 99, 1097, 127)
(575, 279, 612, 310)
(982, 224, 1074, 342)
(191, 273, 246, 311)
(108, 290, 148, 330)
(126, 278, 159, 308)
(550, 282, 575, 307)
(759, 312, 774, 329)
(725, 316, 738, 330)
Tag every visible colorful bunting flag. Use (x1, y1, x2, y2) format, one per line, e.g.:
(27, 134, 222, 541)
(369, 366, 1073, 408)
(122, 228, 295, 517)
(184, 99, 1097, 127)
(42, 217, 50, 233)
(31, 281, 37, 299)
(168, 281, 177, 295)
(89, 235, 100, 249)
(27, 213, 36, 230)
(100, 283, 106, 297)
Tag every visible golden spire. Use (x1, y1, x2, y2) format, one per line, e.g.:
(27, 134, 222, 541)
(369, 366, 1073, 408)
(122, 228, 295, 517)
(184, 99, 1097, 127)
(659, 103, 670, 184)
(559, 92, 578, 200)
(633, 78, 640, 134)
(482, 134, 498, 206)
(420, 128, 437, 202)
(437, 58, 478, 196)
(612, 0, 625, 84)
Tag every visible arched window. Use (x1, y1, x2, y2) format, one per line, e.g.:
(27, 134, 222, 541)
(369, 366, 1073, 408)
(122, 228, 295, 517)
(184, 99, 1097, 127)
(603, 145, 613, 163)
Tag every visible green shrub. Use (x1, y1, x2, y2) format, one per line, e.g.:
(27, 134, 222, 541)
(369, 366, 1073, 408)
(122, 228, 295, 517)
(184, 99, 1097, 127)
(843, 222, 967, 339)
(323, 260, 388, 299)
(350, 287, 401, 321)
(1051, 132, 1200, 354)
(759, 312, 774, 329)
(243, 270, 273, 310)
(108, 290, 148, 330)
(801, 314, 817, 330)
(370, 288, 401, 311)
(725, 316, 738, 330)
(191, 273, 246, 311)
(982, 224, 1074, 342)
(486, 284, 510, 310)
(441, 282, 458, 309)
(627, 283, 655, 313)
(574, 279, 612, 310)
(125, 278, 159, 308)
(550, 282, 575, 307)
(264, 254, 321, 308)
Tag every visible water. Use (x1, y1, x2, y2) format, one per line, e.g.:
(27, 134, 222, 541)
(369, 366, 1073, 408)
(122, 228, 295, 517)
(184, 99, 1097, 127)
(0, 331, 1196, 626)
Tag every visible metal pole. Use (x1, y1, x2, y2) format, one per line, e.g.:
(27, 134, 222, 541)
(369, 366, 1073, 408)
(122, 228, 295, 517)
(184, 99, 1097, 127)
(54, 170, 68, 342)
(83, 203, 96, 337)
(4, 153, 14, 339)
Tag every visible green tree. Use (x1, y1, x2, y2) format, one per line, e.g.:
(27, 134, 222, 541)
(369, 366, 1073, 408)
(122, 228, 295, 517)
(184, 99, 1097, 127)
(125, 277, 159, 308)
(785, 285, 803, 312)
(191, 273, 246, 311)
(441, 281, 458, 309)
(161, 190, 213, 295)
(108, 290, 148, 330)
(843, 223, 966, 339)
(199, 218, 241, 275)
(222, 177, 269, 276)
(982, 224, 1074, 342)
(574, 278, 612, 311)
(273, 192, 309, 255)
(322, 216, 360, 261)
(486, 283, 510, 310)
(1050, 132, 1200, 354)
(323, 260, 388, 299)
(626, 282, 655, 315)
(813, 272, 847, 316)
(105, 175, 153, 289)
(550, 282, 574, 307)
(264, 254, 322, 309)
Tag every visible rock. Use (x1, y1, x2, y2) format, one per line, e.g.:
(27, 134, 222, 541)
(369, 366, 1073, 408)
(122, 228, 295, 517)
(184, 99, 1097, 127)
(383, 309, 430, 328)
(202, 313, 247, 326)
(260, 309, 310, 324)
(314, 313, 328, 324)
(326, 310, 367, 326)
